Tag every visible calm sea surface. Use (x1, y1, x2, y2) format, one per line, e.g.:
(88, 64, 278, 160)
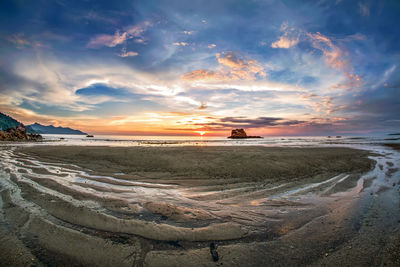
(34, 134, 400, 147)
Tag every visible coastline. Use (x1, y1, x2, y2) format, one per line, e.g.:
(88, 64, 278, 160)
(0, 144, 399, 266)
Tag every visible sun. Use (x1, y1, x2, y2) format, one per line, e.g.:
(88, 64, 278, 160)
(198, 131, 206, 136)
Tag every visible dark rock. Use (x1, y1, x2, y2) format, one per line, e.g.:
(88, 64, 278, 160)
(230, 128, 247, 138)
(210, 242, 219, 262)
(0, 124, 42, 142)
(228, 128, 262, 139)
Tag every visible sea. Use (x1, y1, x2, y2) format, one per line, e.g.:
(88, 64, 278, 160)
(30, 134, 400, 147)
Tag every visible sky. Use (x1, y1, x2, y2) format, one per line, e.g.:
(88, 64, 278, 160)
(0, 0, 399, 136)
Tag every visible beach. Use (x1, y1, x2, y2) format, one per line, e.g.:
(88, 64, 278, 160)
(0, 144, 399, 266)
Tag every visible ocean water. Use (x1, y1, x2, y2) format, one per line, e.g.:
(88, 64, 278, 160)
(31, 134, 400, 147)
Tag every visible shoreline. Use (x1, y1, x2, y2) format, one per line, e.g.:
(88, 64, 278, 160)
(0, 145, 399, 266)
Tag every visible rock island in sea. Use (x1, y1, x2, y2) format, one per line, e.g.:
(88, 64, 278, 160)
(228, 128, 263, 139)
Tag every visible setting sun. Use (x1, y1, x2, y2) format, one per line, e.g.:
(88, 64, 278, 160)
(198, 131, 206, 136)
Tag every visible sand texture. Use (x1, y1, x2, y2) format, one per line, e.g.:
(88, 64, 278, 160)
(0, 145, 399, 266)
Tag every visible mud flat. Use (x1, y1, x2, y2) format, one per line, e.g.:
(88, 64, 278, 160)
(0, 145, 399, 266)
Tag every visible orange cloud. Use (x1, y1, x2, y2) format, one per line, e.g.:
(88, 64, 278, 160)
(183, 52, 266, 82)
(271, 22, 299, 49)
(87, 21, 150, 48)
(182, 69, 224, 81)
(271, 36, 299, 48)
(307, 32, 361, 89)
(173, 42, 189, 46)
(307, 32, 348, 71)
(87, 31, 127, 48)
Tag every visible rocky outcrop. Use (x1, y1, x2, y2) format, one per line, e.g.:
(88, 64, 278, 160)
(228, 129, 262, 139)
(0, 124, 42, 141)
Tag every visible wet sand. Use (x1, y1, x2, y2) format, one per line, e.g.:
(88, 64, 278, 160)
(0, 145, 399, 266)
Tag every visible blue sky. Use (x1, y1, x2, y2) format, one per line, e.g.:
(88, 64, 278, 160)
(0, 0, 399, 135)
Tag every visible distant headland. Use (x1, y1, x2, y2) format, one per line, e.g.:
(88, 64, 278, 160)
(0, 111, 88, 141)
(28, 122, 87, 135)
(228, 129, 263, 139)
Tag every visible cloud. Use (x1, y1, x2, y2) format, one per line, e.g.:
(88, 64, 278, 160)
(271, 36, 299, 49)
(306, 32, 361, 89)
(271, 22, 299, 49)
(183, 52, 266, 82)
(198, 103, 207, 110)
(208, 44, 216, 49)
(7, 33, 46, 49)
(271, 23, 362, 90)
(217, 52, 266, 79)
(193, 116, 304, 130)
(358, 2, 370, 16)
(339, 33, 367, 42)
(87, 21, 151, 49)
(0, 55, 171, 113)
(182, 69, 224, 81)
(173, 42, 189, 46)
(8, 33, 30, 48)
(87, 31, 127, 48)
(118, 48, 138, 57)
(307, 32, 347, 71)
(183, 31, 195, 35)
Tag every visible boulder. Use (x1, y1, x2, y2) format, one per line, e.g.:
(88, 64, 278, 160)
(0, 124, 42, 142)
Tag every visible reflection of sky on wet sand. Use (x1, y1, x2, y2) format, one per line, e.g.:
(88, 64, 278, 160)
(1, 142, 399, 234)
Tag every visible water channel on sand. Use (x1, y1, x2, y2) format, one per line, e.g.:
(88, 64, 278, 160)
(0, 143, 399, 266)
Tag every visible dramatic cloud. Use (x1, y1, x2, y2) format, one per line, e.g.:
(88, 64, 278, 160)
(1, 1, 399, 135)
(307, 32, 348, 71)
(194, 116, 304, 130)
(306, 32, 361, 90)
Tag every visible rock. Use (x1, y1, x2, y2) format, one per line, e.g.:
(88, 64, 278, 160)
(230, 129, 247, 138)
(210, 242, 219, 262)
(228, 129, 263, 139)
(0, 124, 42, 142)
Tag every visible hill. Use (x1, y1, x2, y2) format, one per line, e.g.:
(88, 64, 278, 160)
(28, 123, 87, 135)
(0, 112, 35, 133)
